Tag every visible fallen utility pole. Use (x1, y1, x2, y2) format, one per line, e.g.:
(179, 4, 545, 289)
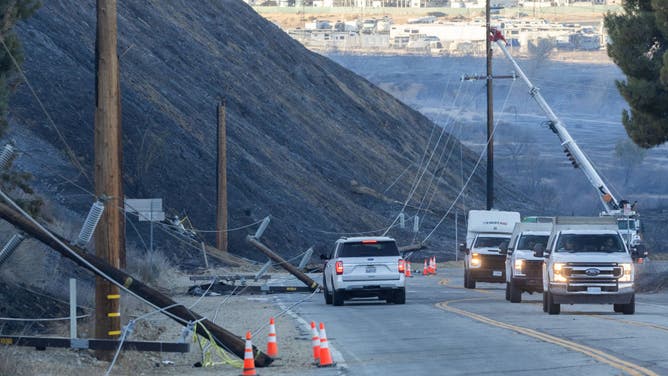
(246, 236, 319, 290)
(0, 202, 273, 367)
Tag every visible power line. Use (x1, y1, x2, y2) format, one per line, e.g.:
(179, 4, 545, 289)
(422, 79, 517, 243)
(0, 37, 91, 184)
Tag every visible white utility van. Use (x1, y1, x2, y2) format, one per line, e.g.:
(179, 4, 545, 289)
(462, 210, 521, 289)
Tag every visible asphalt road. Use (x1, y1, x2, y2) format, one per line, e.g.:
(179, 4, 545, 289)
(276, 266, 668, 376)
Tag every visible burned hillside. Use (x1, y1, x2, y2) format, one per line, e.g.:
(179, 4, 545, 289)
(7, 0, 530, 261)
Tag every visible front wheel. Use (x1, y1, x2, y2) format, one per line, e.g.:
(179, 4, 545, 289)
(505, 283, 510, 301)
(622, 294, 635, 315)
(542, 292, 548, 312)
(546, 291, 560, 315)
(464, 268, 476, 289)
(509, 281, 522, 303)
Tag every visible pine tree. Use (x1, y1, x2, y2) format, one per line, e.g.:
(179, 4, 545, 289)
(604, 0, 668, 148)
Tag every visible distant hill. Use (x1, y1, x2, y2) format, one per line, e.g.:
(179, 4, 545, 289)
(7, 0, 532, 262)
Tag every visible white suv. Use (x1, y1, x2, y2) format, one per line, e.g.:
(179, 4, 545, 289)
(322, 236, 406, 306)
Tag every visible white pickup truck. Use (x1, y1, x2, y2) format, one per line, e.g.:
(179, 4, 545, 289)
(462, 210, 521, 289)
(502, 221, 552, 303)
(536, 217, 636, 315)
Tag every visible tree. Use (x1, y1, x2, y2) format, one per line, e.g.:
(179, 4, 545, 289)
(614, 138, 646, 185)
(604, 0, 668, 148)
(0, 1, 42, 215)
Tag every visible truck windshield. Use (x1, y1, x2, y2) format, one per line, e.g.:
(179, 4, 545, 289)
(618, 220, 636, 230)
(339, 241, 399, 257)
(517, 235, 549, 251)
(474, 237, 509, 248)
(555, 234, 625, 253)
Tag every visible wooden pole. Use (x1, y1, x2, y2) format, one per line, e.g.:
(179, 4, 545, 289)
(486, 0, 494, 210)
(0, 202, 273, 367)
(246, 236, 319, 290)
(216, 102, 228, 253)
(94, 0, 124, 359)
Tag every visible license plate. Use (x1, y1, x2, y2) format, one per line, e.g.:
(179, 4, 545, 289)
(587, 287, 602, 294)
(366, 266, 376, 273)
(492, 271, 502, 277)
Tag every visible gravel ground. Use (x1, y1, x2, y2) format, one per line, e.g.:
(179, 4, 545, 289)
(0, 269, 320, 376)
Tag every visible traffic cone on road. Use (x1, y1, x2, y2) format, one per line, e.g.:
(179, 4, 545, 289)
(405, 261, 412, 277)
(432, 256, 437, 274)
(318, 322, 334, 367)
(423, 259, 428, 275)
(242, 331, 257, 376)
(267, 317, 278, 358)
(310, 321, 320, 364)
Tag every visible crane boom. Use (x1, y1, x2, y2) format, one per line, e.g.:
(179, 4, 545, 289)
(490, 31, 620, 214)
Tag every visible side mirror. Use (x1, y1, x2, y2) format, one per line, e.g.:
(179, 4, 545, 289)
(459, 243, 469, 254)
(533, 243, 545, 258)
(498, 241, 508, 255)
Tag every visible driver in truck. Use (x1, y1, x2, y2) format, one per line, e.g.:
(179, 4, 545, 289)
(600, 237, 619, 252)
(560, 238, 576, 252)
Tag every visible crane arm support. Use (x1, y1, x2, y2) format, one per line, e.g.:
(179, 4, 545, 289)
(489, 29, 620, 213)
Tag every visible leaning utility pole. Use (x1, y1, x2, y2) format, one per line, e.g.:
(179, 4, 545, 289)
(94, 0, 124, 360)
(485, 0, 494, 210)
(216, 101, 228, 253)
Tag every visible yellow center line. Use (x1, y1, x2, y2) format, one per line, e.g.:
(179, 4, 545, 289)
(435, 276, 658, 376)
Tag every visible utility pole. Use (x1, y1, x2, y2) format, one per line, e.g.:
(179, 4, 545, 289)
(216, 101, 228, 253)
(485, 0, 494, 210)
(94, 0, 124, 360)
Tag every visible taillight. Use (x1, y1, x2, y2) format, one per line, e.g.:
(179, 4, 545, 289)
(398, 259, 405, 273)
(335, 261, 344, 275)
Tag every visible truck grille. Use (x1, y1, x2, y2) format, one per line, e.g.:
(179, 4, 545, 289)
(480, 254, 505, 269)
(564, 263, 620, 292)
(524, 260, 543, 278)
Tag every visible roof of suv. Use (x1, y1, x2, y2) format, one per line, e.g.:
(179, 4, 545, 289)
(336, 236, 395, 244)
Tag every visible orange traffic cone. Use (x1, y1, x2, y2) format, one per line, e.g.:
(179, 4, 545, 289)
(267, 317, 278, 358)
(432, 256, 437, 274)
(310, 321, 320, 364)
(242, 331, 257, 376)
(423, 259, 428, 275)
(318, 322, 334, 367)
(405, 261, 412, 277)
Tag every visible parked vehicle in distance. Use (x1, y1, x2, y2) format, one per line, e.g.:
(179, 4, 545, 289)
(538, 216, 636, 315)
(322, 236, 406, 306)
(462, 210, 521, 289)
(502, 221, 552, 303)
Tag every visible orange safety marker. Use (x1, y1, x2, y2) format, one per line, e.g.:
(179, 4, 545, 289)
(432, 256, 437, 274)
(405, 261, 412, 277)
(423, 259, 428, 275)
(310, 321, 320, 364)
(318, 322, 334, 367)
(242, 331, 257, 376)
(267, 317, 278, 357)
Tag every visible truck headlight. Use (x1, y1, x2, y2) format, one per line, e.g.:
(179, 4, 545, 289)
(514, 259, 525, 275)
(471, 253, 481, 267)
(553, 262, 567, 283)
(619, 263, 633, 282)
